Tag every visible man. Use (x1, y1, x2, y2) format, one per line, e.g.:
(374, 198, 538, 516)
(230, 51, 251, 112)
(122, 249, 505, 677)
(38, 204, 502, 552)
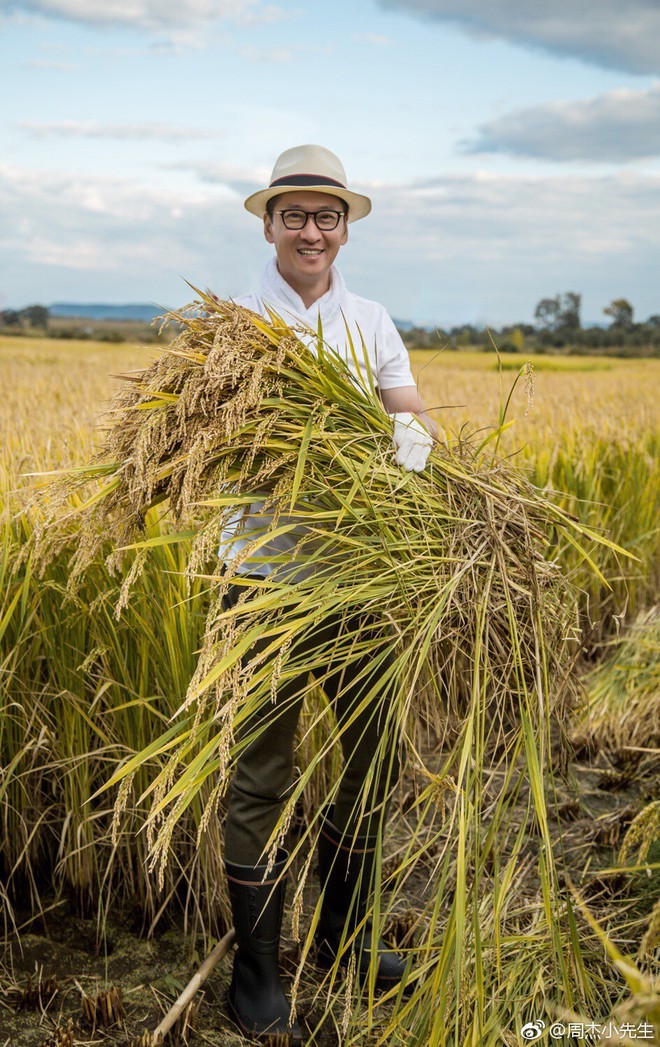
(220, 144, 436, 1043)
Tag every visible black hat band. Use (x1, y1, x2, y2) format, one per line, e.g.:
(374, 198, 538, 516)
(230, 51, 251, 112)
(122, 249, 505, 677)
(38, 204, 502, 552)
(269, 174, 347, 189)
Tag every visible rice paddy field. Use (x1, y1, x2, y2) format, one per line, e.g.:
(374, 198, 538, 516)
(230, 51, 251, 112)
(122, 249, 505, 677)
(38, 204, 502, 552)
(1, 331, 659, 1047)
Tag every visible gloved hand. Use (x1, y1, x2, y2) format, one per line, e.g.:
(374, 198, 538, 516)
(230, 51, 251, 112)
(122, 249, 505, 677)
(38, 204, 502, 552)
(390, 412, 434, 472)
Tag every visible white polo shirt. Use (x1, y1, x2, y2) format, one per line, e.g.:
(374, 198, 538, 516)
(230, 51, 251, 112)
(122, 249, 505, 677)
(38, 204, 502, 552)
(217, 257, 416, 579)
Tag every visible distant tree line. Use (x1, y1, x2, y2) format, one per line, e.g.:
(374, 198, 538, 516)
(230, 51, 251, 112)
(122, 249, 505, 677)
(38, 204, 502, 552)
(400, 293, 660, 357)
(0, 305, 163, 343)
(3, 298, 660, 357)
(1, 305, 50, 330)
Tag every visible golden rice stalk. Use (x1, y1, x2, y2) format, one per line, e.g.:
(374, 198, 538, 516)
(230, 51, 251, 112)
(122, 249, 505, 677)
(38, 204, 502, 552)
(619, 801, 660, 867)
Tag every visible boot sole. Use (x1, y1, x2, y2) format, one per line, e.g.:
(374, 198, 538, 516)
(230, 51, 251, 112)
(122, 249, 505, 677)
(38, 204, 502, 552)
(225, 990, 305, 1044)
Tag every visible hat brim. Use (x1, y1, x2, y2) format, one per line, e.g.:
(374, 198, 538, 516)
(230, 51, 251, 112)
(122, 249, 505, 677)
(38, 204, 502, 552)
(244, 183, 371, 223)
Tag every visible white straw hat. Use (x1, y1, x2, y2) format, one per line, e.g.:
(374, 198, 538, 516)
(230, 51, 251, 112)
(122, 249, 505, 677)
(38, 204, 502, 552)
(244, 144, 371, 223)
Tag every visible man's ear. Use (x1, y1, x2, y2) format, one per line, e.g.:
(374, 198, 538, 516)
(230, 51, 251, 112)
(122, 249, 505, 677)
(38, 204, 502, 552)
(263, 213, 274, 244)
(340, 220, 348, 246)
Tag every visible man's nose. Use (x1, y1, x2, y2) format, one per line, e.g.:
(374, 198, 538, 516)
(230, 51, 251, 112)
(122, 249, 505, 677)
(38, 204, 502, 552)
(299, 214, 321, 237)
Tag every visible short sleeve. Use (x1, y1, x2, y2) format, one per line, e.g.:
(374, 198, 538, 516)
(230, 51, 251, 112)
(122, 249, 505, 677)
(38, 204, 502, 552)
(374, 309, 416, 389)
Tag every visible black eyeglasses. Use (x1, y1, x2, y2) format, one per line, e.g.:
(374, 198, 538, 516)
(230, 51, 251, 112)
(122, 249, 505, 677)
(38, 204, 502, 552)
(275, 208, 347, 231)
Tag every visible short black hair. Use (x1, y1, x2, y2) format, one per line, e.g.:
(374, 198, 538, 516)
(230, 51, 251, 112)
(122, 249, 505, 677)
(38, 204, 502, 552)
(266, 193, 349, 219)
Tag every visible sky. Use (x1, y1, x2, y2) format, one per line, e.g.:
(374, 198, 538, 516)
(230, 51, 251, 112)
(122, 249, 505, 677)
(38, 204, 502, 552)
(2, 0, 660, 327)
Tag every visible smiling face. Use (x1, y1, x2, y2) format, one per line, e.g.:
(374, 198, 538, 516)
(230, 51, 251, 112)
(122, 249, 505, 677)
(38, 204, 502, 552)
(263, 190, 348, 304)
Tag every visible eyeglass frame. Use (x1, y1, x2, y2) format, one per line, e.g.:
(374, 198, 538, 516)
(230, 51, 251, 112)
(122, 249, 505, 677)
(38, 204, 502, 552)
(274, 207, 348, 231)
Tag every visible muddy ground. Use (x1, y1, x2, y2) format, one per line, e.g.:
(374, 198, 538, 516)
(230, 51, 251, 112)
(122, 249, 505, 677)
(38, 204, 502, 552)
(1, 755, 657, 1047)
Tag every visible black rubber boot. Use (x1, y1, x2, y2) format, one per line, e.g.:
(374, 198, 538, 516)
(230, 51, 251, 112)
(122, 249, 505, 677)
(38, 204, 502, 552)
(315, 808, 410, 992)
(225, 848, 304, 1043)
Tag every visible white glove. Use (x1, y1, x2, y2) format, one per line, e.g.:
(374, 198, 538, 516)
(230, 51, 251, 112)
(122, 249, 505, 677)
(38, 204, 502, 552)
(390, 412, 433, 473)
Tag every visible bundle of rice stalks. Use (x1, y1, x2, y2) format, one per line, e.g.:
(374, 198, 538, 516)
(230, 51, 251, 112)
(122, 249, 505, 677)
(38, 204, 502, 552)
(21, 293, 628, 1042)
(25, 293, 604, 708)
(528, 430, 660, 645)
(573, 607, 660, 757)
(569, 887, 660, 1046)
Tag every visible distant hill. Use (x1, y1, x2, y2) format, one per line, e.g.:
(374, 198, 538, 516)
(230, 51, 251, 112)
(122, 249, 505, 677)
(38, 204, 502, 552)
(392, 317, 415, 332)
(48, 304, 423, 329)
(50, 303, 169, 322)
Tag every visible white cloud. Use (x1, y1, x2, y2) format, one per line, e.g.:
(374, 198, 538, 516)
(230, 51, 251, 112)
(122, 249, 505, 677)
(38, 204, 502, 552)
(239, 40, 334, 63)
(0, 164, 259, 306)
(166, 159, 268, 196)
(377, 0, 660, 74)
(343, 170, 660, 323)
(0, 0, 288, 32)
(239, 45, 296, 63)
(18, 120, 223, 142)
(351, 32, 392, 45)
(1, 163, 659, 325)
(24, 56, 76, 69)
(463, 83, 660, 162)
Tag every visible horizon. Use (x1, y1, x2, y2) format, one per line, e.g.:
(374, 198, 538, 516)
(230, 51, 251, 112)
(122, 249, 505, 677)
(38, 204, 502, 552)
(4, 298, 647, 332)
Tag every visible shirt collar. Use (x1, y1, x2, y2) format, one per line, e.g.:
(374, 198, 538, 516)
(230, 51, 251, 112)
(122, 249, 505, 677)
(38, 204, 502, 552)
(259, 255, 347, 326)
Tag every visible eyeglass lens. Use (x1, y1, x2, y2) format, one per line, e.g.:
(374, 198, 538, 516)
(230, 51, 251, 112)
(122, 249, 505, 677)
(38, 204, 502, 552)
(279, 209, 344, 230)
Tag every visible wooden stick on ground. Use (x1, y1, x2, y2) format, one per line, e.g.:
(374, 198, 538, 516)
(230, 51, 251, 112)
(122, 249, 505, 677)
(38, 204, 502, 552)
(151, 927, 236, 1045)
